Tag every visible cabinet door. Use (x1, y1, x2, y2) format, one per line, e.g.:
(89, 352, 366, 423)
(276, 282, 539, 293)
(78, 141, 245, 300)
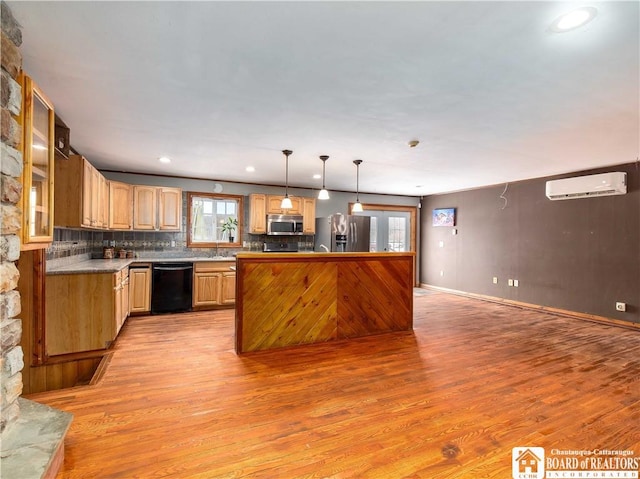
(20, 75, 55, 247)
(267, 195, 284, 214)
(81, 159, 93, 227)
(158, 187, 182, 230)
(267, 195, 301, 215)
(90, 165, 102, 228)
(221, 272, 236, 305)
(302, 198, 316, 234)
(98, 174, 109, 229)
(133, 186, 157, 230)
(193, 272, 222, 306)
(249, 194, 267, 234)
(121, 270, 130, 324)
(129, 267, 151, 313)
(46, 273, 116, 355)
(109, 181, 133, 229)
(114, 272, 123, 334)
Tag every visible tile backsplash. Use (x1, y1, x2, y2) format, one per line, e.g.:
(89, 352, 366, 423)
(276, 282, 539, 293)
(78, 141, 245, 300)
(48, 228, 315, 262)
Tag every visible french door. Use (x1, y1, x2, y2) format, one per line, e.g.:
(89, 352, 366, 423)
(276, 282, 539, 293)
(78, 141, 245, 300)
(362, 210, 412, 252)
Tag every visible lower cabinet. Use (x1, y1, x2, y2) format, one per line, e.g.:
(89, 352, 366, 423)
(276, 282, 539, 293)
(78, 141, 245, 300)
(129, 264, 151, 314)
(46, 270, 128, 356)
(193, 261, 236, 308)
(115, 268, 129, 334)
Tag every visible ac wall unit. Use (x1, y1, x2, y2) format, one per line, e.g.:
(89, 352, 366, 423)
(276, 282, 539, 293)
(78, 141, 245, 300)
(545, 172, 627, 200)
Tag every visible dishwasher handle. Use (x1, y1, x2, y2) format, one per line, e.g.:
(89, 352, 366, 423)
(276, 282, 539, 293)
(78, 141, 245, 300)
(153, 265, 193, 271)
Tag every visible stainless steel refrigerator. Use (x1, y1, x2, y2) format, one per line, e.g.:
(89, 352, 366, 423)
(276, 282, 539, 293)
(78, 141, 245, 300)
(314, 214, 371, 252)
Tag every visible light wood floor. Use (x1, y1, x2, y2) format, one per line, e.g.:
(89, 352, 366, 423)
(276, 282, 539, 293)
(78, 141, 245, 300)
(26, 291, 640, 478)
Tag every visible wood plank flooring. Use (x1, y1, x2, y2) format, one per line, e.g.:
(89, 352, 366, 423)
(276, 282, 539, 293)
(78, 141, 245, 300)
(25, 291, 640, 478)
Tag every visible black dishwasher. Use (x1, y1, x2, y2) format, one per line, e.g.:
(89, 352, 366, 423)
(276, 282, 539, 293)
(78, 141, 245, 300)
(151, 263, 193, 314)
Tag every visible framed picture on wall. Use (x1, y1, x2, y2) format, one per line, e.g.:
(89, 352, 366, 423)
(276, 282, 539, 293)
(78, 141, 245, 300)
(432, 208, 456, 227)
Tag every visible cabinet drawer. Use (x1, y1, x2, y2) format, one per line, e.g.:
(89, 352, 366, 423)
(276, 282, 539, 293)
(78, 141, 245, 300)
(194, 261, 235, 273)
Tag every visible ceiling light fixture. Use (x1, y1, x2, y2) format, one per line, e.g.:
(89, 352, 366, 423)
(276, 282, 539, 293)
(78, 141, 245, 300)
(245, 166, 255, 172)
(281, 149, 293, 209)
(158, 156, 171, 164)
(352, 159, 363, 213)
(550, 6, 597, 32)
(318, 155, 330, 200)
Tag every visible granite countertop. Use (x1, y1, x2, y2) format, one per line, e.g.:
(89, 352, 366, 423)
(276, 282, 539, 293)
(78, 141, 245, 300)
(46, 256, 236, 275)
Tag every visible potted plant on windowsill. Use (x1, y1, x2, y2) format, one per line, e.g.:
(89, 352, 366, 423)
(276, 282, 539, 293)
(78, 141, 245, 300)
(221, 217, 238, 243)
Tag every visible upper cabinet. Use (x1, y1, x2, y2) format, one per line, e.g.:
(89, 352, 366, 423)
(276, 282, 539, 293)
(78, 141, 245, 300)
(249, 194, 267, 234)
(267, 195, 301, 215)
(158, 187, 182, 230)
(133, 186, 182, 231)
(109, 181, 133, 230)
(249, 194, 316, 234)
(55, 155, 108, 229)
(132, 186, 157, 230)
(302, 197, 316, 234)
(20, 74, 55, 248)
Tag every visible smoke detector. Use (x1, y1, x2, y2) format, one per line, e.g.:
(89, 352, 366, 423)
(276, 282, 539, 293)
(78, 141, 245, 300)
(408, 140, 419, 148)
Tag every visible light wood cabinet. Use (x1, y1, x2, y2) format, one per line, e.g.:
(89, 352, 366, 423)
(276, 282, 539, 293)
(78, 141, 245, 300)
(109, 181, 133, 229)
(267, 195, 301, 215)
(133, 186, 157, 230)
(20, 74, 55, 248)
(193, 262, 235, 308)
(302, 198, 316, 234)
(115, 268, 129, 334)
(55, 154, 107, 229)
(129, 265, 151, 314)
(46, 271, 123, 355)
(249, 194, 267, 234)
(158, 187, 182, 230)
(98, 174, 109, 229)
(250, 194, 315, 234)
(133, 186, 182, 231)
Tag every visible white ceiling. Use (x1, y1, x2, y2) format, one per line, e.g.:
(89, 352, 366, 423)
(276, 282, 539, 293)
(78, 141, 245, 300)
(8, 1, 639, 196)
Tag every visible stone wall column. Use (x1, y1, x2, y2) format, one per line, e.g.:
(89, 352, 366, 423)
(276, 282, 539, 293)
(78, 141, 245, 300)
(0, 0, 24, 433)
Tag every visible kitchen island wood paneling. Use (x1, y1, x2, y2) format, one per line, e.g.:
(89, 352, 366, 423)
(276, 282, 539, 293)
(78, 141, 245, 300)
(235, 252, 414, 353)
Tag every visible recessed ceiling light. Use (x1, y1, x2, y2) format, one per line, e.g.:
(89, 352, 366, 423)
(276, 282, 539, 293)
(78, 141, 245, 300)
(158, 156, 171, 164)
(313, 174, 322, 179)
(246, 166, 255, 172)
(550, 7, 597, 33)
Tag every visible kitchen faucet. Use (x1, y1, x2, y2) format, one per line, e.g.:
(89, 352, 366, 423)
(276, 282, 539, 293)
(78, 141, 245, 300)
(319, 244, 329, 252)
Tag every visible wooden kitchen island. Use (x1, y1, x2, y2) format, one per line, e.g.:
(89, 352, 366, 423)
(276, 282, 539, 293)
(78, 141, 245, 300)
(234, 252, 415, 353)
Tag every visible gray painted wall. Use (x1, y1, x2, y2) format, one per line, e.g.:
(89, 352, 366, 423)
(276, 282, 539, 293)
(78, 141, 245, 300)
(420, 162, 640, 324)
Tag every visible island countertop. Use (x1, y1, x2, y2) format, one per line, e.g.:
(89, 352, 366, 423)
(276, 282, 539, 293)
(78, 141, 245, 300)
(235, 251, 415, 353)
(46, 256, 235, 275)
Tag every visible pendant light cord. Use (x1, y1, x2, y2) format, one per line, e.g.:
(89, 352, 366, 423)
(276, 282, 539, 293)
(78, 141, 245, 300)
(354, 159, 362, 201)
(282, 149, 292, 197)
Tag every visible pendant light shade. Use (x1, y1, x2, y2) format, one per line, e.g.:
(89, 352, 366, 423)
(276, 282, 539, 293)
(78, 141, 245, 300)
(318, 155, 330, 200)
(281, 149, 293, 209)
(352, 159, 363, 213)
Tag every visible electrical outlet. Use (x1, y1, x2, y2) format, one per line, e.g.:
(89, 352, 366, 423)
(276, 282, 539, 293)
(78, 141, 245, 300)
(439, 241, 444, 248)
(492, 277, 498, 284)
(514, 279, 519, 287)
(452, 228, 457, 235)
(170, 240, 176, 247)
(508, 279, 514, 287)
(616, 302, 626, 312)
(109, 240, 115, 247)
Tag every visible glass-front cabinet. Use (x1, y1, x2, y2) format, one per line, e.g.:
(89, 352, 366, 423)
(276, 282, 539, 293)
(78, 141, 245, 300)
(21, 74, 55, 248)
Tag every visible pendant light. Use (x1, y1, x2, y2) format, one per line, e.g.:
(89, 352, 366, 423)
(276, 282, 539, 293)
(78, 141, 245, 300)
(352, 159, 363, 213)
(318, 155, 330, 200)
(281, 149, 293, 209)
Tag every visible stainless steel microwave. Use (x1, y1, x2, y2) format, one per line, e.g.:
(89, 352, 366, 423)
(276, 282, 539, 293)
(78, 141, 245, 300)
(266, 214, 304, 235)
